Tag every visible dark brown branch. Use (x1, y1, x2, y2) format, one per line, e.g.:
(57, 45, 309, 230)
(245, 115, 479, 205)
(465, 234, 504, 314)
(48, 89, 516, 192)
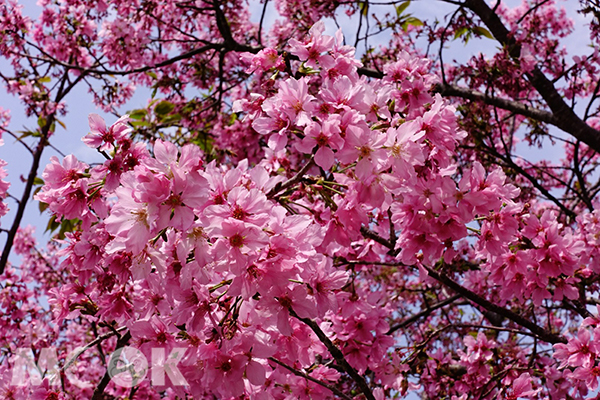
(358, 227, 567, 344)
(357, 66, 384, 79)
(0, 127, 33, 153)
(433, 83, 557, 125)
(422, 265, 567, 344)
(212, 0, 261, 53)
(483, 146, 577, 218)
(289, 309, 376, 400)
(360, 226, 393, 248)
(257, 0, 269, 46)
(563, 299, 594, 319)
(387, 208, 397, 248)
(0, 120, 50, 275)
(454, 323, 542, 338)
(26, 41, 249, 77)
(335, 259, 404, 267)
(573, 141, 594, 211)
(463, 0, 600, 154)
(360, 226, 399, 256)
(268, 357, 353, 400)
(0, 67, 87, 274)
(213, 0, 236, 48)
(92, 44, 222, 76)
(91, 331, 131, 400)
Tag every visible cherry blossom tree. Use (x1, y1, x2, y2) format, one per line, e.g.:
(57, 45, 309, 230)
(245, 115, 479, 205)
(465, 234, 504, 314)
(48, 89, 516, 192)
(2, 0, 600, 398)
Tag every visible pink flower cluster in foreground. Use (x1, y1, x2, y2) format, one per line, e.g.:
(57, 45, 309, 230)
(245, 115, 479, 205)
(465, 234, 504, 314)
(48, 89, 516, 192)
(2, 18, 600, 400)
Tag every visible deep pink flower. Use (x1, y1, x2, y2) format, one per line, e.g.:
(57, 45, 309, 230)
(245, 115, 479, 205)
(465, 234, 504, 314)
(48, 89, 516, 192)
(505, 373, 541, 399)
(242, 48, 285, 73)
(288, 21, 335, 69)
(261, 285, 317, 336)
(295, 119, 344, 170)
(83, 113, 131, 151)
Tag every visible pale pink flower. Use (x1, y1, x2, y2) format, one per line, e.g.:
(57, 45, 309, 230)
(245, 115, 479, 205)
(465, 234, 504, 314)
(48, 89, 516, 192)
(42, 155, 88, 190)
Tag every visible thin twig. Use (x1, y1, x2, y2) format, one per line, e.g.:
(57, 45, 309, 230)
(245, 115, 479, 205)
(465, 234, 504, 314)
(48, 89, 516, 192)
(387, 294, 461, 335)
(268, 357, 353, 400)
(257, 0, 269, 46)
(289, 309, 376, 400)
(63, 327, 126, 371)
(267, 156, 314, 199)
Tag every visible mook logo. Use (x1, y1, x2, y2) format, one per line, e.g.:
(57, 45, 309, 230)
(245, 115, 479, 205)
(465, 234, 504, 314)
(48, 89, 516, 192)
(10, 347, 189, 388)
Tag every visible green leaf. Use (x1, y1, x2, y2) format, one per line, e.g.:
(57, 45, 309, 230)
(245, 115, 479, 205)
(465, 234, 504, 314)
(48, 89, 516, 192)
(128, 109, 148, 120)
(38, 116, 47, 128)
(33, 186, 42, 197)
(58, 219, 73, 240)
(39, 201, 49, 214)
(16, 130, 33, 140)
(33, 177, 44, 186)
(38, 76, 51, 83)
(160, 113, 182, 125)
(360, 0, 368, 16)
(404, 16, 423, 27)
(193, 134, 214, 154)
(45, 217, 60, 234)
(453, 27, 469, 40)
(473, 26, 494, 39)
(129, 120, 152, 127)
(57, 218, 80, 239)
(56, 118, 67, 130)
(464, 32, 472, 44)
(396, 1, 410, 16)
(154, 100, 175, 116)
(146, 71, 158, 79)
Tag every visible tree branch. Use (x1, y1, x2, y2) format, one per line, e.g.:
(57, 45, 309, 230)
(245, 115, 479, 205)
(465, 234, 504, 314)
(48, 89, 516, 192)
(387, 294, 461, 335)
(482, 146, 578, 218)
(1, 67, 87, 275)
(360, 225, 399, 256)
(463, 0, 600, 154)
(422, 265, 567, 344)
(0, 120, 51, 275)
(289, 309, 376, 400)
(358, 227, 567, 344)
(433, 83, 557, 125)
(63, 327, 126, 372)
(268, 357, 353, 400)
(91, 331, 131, 400)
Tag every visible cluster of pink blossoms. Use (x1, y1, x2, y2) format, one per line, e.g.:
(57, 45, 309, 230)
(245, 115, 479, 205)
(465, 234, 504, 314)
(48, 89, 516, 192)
(0, 158, 8, 223)
(0, 17, 597, 400)
(0, 108, 10, 223)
